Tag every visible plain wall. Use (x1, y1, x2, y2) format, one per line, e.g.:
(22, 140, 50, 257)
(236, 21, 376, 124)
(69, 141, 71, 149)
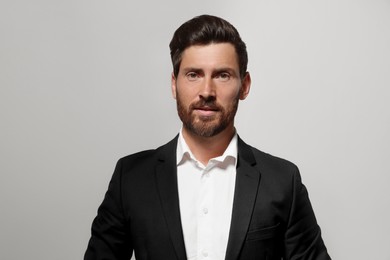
(1, 0, 389, 259)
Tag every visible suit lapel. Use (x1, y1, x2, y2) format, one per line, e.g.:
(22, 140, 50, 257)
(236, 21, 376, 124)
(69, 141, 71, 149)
(153, 136, 261, 260)
(225, 137, 261, 260)
(154, 137, 187, 260)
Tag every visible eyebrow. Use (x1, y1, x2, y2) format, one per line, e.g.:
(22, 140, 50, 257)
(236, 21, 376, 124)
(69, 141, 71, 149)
(213, 67, 237, 76)
(181, 67, 203, 74)
(181, 67, 238, 76)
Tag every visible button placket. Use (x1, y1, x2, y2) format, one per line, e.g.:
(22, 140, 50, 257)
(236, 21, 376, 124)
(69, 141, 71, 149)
(198, 167, 213, 259)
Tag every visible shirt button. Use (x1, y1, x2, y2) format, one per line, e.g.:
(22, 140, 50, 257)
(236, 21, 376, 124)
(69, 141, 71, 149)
(202, 250, 208, 257)
(203, 207, 208, 214)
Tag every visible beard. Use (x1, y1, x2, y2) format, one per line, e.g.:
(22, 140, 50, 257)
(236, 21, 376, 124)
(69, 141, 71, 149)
(176, 92, 240, 138)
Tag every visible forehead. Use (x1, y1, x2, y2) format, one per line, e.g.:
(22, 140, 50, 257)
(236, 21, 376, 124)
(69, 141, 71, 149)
(180, 43, 239, 70)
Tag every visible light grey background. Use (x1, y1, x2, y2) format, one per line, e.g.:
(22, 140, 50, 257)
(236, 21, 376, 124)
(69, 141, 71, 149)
(1, 0, 389, 259)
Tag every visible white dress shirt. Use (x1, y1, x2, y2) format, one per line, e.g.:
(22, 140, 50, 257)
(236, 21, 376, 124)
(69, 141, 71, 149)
(176, 130, 238, 260)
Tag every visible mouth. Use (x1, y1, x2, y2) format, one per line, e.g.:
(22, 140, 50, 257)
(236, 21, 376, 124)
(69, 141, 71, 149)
(193, 106, 219, 116)
(195, 106, 218, 111)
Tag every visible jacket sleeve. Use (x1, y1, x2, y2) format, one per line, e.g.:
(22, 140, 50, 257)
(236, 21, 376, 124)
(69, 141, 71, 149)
(283, 166, 331, 260)
(84, 159, 133, 260)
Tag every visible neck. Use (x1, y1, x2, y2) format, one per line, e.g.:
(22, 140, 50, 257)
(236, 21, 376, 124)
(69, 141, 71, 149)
(181, 125, 235, 166)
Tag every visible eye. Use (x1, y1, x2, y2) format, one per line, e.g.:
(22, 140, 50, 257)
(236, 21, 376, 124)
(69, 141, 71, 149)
(186, 72, 200, 81)
(217, 72, 231, 81)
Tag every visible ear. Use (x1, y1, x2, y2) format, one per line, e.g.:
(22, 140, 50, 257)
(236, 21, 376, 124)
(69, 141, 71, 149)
(171, 72, 177, 99)
(239, 72, 251, 100)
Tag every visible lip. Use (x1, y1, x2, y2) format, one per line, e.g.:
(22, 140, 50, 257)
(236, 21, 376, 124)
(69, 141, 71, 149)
(194, 107, 218, 116)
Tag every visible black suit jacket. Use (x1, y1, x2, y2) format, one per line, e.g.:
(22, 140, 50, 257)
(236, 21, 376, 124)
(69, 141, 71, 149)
(85, 136, 330, 260)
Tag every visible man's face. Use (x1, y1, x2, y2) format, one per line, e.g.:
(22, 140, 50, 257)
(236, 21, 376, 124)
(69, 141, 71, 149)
(171, 43, 250, 137)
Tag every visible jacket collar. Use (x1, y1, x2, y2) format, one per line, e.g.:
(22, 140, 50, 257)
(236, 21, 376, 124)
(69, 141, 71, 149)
(154, 136, 261, 260)
(225, 137, 261, 260)
(154, 136, 187, 260)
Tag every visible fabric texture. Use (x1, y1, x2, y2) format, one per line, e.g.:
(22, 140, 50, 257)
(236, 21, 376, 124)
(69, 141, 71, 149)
(85, 136, 331, 260)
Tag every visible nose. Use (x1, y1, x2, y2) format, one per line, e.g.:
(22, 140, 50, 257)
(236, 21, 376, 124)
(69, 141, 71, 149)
(199, 77, 216, 100)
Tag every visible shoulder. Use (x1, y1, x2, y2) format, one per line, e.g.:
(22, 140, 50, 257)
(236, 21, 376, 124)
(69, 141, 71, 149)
(238, 138, 301, 191)
(241, 141, 304, 199)
(115, 136, 178, 173)
(118, 149, 158, 168)
(250, 146, 299, 173)
(238, 137, 298, 174)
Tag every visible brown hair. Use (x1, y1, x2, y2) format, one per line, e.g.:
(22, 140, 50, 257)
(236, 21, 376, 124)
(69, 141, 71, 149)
(169, 15, 248, 78)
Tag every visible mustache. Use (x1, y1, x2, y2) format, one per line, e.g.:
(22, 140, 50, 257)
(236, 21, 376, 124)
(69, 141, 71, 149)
(190, 100, 222, 111)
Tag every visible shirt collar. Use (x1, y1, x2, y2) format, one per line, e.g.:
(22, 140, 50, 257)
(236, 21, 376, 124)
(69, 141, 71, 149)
(176, 128, 238, 167)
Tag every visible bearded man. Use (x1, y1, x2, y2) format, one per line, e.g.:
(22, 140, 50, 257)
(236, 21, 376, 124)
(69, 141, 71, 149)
(85, 14, 331, 260)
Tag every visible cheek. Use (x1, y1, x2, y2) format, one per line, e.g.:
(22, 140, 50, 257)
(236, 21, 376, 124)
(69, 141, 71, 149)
(176, 89, 194, 107)
(220, 89, 241, 104)
(176, 86, 199, 103)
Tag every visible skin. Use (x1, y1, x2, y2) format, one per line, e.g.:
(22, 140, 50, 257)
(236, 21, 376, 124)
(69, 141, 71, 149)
(171, 43, 251, 165)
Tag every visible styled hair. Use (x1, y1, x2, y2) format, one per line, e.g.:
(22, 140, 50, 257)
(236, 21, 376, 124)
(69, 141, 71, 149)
(169, 15, 248, 78)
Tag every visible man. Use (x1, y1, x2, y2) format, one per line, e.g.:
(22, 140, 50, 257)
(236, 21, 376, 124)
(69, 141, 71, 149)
(85, 15, 331, 260)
